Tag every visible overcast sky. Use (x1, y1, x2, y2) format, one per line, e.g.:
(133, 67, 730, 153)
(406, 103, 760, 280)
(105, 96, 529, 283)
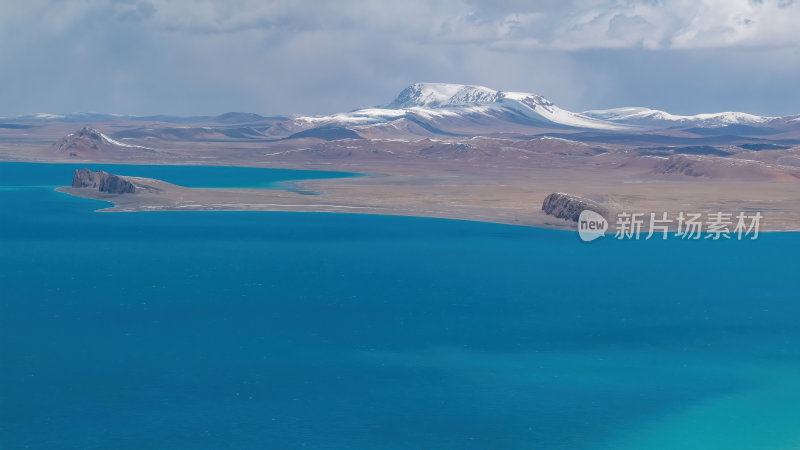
(2, 0, 800, 117)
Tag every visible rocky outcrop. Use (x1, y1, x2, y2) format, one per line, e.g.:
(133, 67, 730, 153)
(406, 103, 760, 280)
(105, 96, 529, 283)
(55, 127, 109, 157)
(55, 127, 153, 158)
(72, 168, 135, 194)
(652, 155, 701, 177)
(541, 192, 608, 222)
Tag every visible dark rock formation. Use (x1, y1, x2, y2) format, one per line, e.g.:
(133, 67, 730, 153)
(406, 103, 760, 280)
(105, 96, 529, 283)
(541, 192, 608, 222)
(72, 168, 135, 194)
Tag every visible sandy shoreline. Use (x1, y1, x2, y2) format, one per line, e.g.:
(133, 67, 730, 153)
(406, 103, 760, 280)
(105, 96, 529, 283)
(52, 165, 800, 232)
(4, 134, 799, 232)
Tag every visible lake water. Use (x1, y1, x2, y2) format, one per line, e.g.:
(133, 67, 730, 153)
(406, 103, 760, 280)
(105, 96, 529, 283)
(1, 162, 799, 449)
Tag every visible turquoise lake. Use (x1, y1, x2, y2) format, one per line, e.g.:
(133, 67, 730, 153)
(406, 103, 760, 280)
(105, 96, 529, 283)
(1, 161, 799, 449)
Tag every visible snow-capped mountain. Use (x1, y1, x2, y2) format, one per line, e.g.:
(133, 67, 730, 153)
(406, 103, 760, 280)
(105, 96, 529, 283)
(279, 83, 630, 138)
(278, 83, 799, 139)
(387, 83, 505, 108)
(581, 106, 773, 128)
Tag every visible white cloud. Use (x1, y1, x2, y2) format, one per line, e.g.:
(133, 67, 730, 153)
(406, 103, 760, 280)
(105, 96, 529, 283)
(4, 1, 799, 51)
(1, 0, 799, 116)
(435, 0, 800, 50)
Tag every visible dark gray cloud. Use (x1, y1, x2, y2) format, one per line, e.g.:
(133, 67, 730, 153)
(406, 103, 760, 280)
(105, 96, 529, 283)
(1, 0, 799, 116)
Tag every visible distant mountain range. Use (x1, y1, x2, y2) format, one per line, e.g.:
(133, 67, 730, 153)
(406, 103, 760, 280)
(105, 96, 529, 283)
(4, 83, 800, 140)
(0, 111, 287, 125)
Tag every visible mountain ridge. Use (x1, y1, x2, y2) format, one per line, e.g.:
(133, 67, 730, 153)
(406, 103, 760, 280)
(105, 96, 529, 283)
(6, 83, 799, 139)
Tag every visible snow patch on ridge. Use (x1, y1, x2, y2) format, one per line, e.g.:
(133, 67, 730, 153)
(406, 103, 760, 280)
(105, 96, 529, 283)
(582, 107, 773, 127)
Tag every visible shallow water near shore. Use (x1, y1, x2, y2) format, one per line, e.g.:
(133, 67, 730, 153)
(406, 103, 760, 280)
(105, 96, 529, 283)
(0, 161, 359, 189)
(1, 162, 799, 449)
